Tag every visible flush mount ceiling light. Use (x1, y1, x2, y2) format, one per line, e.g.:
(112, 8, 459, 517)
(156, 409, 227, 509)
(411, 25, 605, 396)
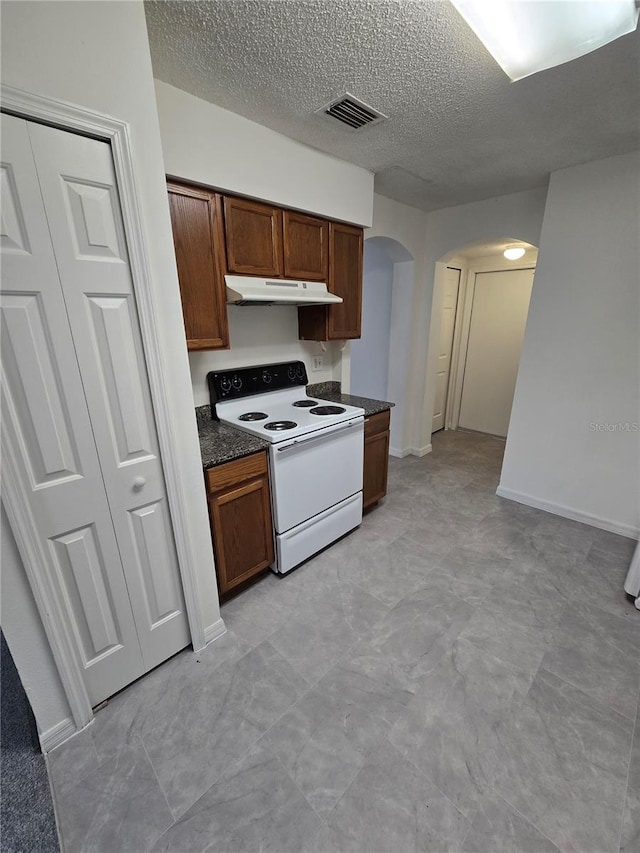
(504, 247, 526, 260)
(450, 0, 639, 81)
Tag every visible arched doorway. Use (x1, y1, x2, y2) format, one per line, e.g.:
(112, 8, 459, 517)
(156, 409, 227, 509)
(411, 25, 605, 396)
(350, 236, 413, 456)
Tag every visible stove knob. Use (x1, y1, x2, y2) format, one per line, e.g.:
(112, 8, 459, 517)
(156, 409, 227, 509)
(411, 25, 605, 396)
(220, 377, 232, 393)
(232, 375, 242, 391)
(296, 364, 305, 379)
(287, 365, 296, 381)
(262, 370, 272, 384)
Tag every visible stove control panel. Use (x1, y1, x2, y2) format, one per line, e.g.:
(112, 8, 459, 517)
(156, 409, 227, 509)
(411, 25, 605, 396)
(208, 361, 309, 413)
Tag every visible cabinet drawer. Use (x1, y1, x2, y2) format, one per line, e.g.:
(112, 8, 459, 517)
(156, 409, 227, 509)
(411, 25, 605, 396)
(206, 451, 268, 494)
(364, 409, 390, 438)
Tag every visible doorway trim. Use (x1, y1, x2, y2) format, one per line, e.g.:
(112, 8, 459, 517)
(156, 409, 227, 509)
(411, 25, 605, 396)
(1, 85, 208, 731)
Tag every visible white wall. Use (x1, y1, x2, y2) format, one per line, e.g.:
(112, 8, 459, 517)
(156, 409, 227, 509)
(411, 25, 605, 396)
(418, 188, 548, 451)
(500, 152, 640, 537)
(387, 261, 415, 455)
(1, 508, 71, 739)
(190, 306, 341, 406)
(1, 0, 222, 735)
(155, 81, 374, 227)
(351, 241, 394, 401)
(154, 80, 374, 401)
(365, 195, 429, 453)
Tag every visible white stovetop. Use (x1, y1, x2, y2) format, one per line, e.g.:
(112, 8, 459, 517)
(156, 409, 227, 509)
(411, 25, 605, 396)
(215, 388, 364, 443)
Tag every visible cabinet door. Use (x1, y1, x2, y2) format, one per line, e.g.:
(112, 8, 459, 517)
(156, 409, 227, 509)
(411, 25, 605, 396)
(283, 211, 328, 281)
(168, 183, 229, 350)
(223, 196, 283, 277)
(363, 411, 390, 509)
(328, 222, 363, 340)
(206, 453, 274, 594)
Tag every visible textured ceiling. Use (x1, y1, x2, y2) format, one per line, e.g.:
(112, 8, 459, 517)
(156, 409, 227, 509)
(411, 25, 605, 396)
(144, 0, 640, 212)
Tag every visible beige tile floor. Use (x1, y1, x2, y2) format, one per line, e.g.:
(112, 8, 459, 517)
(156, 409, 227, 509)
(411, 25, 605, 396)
(47, 430, 640, 853)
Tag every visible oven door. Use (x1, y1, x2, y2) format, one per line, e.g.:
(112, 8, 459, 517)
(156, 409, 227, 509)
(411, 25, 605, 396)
(269, 417, 364, 533)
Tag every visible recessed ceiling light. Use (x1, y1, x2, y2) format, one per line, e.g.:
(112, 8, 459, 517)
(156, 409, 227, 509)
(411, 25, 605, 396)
(504, 247, 526, 260)
(450, 0, 639, 81)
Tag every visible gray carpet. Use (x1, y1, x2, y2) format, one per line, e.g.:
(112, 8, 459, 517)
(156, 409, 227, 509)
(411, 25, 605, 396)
(1, 631, 59, 852)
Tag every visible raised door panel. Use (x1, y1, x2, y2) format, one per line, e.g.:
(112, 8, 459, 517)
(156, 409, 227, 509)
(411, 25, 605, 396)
(1, 293, 82, 486)
(283, 211, 328, 281)
(223, 196, 283, 277)
(328, 222, 363, 340)
(51, 525, 122, 663)
(168, 184, 229, 350)
(128, 500, 187, 633)
(86, 295, 155, 464)
(0, 113, 145, 705)
(27, 121, 190, 671)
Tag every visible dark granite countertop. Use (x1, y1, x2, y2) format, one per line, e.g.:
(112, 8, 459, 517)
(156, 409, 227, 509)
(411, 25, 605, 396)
(307, 382, 394, 417)
(197, 383, 393, 469)
(196, 405, 270, 469)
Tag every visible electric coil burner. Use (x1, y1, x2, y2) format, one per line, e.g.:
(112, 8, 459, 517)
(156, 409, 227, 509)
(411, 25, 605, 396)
(208, 360, 365, 575)
(238, 412, 268, 421)
(310, 405, 346, 416)
(264, 421, 297, 431)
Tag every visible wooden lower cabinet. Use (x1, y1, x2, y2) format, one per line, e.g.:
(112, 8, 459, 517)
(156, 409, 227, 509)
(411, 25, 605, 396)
(363, 410, 390, 510)
(205, 451, 274, 595)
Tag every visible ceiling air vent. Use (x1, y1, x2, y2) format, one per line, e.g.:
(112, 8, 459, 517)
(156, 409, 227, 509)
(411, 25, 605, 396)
(318, 93, 387, 131)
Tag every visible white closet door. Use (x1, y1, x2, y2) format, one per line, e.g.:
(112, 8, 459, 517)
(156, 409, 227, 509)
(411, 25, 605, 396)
(27, 122, 190, 671)
(459, 268, 534, 437)
(1, 113, 144, 705)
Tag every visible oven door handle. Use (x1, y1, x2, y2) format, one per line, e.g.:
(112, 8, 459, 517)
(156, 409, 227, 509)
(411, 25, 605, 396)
(276, 417, 363, 452)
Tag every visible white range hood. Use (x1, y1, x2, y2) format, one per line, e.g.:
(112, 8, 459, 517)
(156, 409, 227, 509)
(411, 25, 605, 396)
(225, 275, 342, 306)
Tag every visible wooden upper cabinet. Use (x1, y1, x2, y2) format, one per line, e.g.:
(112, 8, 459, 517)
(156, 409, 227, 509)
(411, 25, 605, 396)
(283, 210, 328, 281)
(223, 196, 283, 277)
(167, 182, 229, 350)
(298, 221, 363, 341)
(328, 222, 363, 339)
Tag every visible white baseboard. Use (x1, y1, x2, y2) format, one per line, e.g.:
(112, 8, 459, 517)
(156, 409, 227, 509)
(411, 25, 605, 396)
(409, 444, 432, 458)
(495, 486, 640, 540)
(40, 717, 77, 753)
(203, 617, 227, 646)
(389, 446, 411, 458)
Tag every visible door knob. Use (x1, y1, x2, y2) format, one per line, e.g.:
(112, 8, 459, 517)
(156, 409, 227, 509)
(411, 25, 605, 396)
(132, 476, 146, 492)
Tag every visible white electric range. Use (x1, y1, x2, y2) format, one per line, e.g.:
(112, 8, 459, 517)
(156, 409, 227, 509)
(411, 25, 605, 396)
(208, 361, 364, 574)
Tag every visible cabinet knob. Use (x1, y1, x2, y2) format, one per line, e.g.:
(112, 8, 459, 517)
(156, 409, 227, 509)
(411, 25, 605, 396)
(132, 476, 146, 492)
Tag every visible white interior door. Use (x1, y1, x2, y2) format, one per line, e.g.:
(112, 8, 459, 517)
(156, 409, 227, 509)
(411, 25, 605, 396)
(432, 267, 460, 432)
(1, 114, 189, 705)
(27, 121, 190, 673)
(458, 268, 534, 437)
(1, 113, 144, 704)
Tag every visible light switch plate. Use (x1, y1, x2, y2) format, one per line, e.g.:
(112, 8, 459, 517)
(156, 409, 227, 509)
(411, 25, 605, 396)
(312, 355, 324, 372)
